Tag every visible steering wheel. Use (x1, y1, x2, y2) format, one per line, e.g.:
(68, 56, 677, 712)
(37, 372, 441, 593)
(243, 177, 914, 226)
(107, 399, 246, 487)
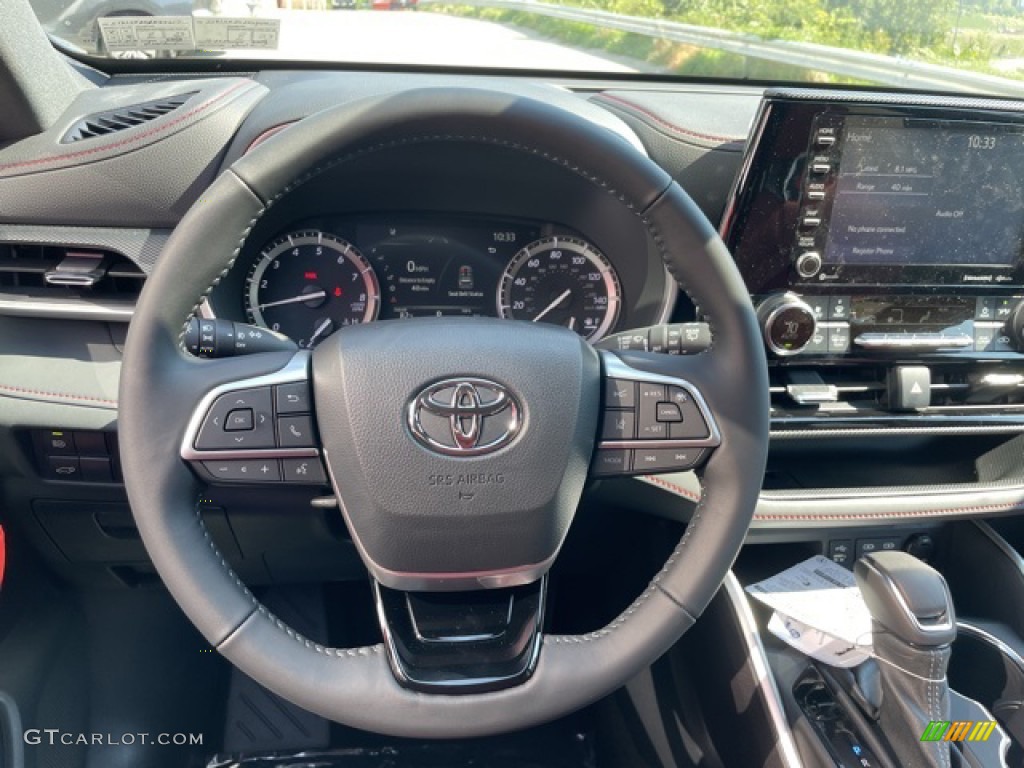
(119, 88, 768, 739)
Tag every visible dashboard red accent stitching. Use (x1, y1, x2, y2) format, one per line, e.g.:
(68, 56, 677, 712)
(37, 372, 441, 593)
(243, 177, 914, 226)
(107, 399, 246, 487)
(0, 81, 251, 173)
(245, 121, 298, 154)
(752, 505, 1024, 521)
(0, 383, 117, 406)
(644, 474, 702, 502)
(643, 474, 1024, 520)
(595, 93, 745, 145)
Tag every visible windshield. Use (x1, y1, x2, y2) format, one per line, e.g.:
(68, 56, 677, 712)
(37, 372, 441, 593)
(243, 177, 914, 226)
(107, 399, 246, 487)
(30, 0, 1024, 96)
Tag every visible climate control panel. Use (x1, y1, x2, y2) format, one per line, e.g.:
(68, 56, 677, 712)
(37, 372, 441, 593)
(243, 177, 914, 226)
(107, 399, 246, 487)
(756, 293, 1024, 358)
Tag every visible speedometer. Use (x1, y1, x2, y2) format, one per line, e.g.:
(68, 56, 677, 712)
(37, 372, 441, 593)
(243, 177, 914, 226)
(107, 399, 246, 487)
(245, 231, 380, 348)
(497, 236, 621, 341)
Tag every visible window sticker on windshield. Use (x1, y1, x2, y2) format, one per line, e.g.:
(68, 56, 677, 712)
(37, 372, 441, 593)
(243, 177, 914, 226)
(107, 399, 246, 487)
(97, 16, 196, 52)
(193, 18, 281, 51)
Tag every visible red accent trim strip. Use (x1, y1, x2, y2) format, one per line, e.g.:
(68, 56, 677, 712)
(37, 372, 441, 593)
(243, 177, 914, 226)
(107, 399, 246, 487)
(0, 525, 5, 589)
(642, 474, 1024, 521)
(0, 81, 251, 174)
(644, 474, 701, 502)
(245, 121, 298, 154)
(0, 383, 117, 406)
(595, 93, 746, 144)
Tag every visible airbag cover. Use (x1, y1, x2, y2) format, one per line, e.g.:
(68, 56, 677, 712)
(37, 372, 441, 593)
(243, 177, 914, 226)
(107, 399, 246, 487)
(312, 317, 600, 589)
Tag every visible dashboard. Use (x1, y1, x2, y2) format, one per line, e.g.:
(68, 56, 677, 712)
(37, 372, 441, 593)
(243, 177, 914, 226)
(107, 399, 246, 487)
(203, 129, 678, 347)
(237, 215, 623, 347)
(6, 68, 1024, 563)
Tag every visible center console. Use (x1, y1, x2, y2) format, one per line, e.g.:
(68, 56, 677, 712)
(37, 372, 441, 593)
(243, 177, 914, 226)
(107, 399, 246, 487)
(723, 92, 1024, 423)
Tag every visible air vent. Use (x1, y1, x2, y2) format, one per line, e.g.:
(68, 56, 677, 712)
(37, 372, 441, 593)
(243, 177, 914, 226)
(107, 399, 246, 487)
(0, 243, 145, 321)
(771, 366, 887, 418)
(61, 92, 197, 144)
(771, 364, 1024, 419)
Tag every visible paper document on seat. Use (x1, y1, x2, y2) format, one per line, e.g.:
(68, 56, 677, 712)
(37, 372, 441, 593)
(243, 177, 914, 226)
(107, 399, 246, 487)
(767, 612, 870, 667)
(745, 555, 872, 646)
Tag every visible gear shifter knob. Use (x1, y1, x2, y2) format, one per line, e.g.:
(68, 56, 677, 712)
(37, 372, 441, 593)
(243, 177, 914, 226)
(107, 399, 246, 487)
(854, 552, 956, 768)
(855, 551, 955, 646)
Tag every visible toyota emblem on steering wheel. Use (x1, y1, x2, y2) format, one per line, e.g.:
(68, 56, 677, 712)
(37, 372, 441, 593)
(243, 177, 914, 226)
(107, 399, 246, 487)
(408, 378, 522, 456)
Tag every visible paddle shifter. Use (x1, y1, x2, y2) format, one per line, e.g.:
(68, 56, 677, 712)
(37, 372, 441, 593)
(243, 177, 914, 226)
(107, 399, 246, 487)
(854, 551, 957, 768)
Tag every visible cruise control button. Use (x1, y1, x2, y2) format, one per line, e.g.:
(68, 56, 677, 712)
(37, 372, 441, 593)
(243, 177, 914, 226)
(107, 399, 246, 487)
(637, 383, 667, 439)
(656, 403, 683, 423)
(276, 381, 313, 414)
(666, 386, 710, 440)
(225, 408, 254, 431)
(277, 415, 316, 448)
(195, 387, 275, 450)
(604, 379, 636, 409)
(281, 458, 327, 484)
(592, 449, 632, 476)
(203, 459, 281, 482)
(633, 448, 705, 473)
(602, 411, 635, 441)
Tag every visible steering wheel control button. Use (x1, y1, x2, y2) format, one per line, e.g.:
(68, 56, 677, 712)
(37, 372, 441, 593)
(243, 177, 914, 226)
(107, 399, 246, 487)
(275, 381, 313, 414)
(225, 408, 254, 431)
(46, 456, 81, 481)
(655, 403, 683, 423)
(203, 459, 281, 482)
(281, 458, 327, 484)
(633, 448, 705, 473)
(637, 383, 668, 439)
(666, 387, 710, 439)
(601, 411, 635, 441)
(277, 415, 316, 448)
(195, 387, 275, 450)
(605, 379, 635, 408)
(593, 449, 632, 476)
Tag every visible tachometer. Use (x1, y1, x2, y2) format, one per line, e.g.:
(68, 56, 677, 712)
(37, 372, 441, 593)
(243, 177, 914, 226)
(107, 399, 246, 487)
(498, 236, 621, 341)
(245, 231, 380, 348)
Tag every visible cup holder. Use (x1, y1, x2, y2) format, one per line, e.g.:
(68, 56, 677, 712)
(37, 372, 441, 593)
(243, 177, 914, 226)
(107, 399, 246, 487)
(951, 621, 1024, 762)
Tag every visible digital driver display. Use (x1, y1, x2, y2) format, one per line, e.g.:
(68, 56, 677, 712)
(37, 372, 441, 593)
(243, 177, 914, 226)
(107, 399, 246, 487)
(824, 117, 1024, 268)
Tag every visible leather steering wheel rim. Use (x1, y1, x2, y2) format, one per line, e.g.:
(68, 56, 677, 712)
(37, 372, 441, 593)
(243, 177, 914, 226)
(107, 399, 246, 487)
(119, 87, 769, 739)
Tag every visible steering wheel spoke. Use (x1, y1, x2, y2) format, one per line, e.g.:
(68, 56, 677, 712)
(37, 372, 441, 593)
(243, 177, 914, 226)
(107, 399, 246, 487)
(591, 350, 721, 479)
(179, 351, 329, 487)
(374, 577, 546, 694)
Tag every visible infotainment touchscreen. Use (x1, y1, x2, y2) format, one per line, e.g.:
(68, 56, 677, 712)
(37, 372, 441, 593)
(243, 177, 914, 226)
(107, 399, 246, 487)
(824, 117, 1024, 268)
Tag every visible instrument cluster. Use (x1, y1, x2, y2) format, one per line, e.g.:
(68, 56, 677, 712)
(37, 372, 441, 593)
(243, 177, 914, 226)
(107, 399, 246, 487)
(240, 215, 625, 348)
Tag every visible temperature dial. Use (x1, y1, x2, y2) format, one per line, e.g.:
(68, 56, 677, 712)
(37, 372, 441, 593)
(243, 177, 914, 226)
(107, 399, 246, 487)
(757, 293, 818, 356)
